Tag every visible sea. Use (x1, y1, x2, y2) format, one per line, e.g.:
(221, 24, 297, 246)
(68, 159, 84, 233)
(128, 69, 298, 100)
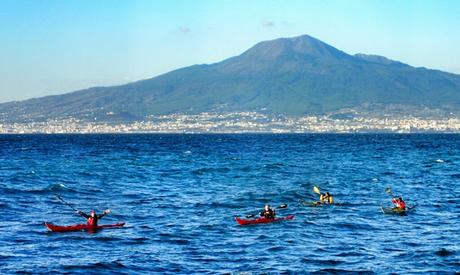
(0, 134, 459, 274)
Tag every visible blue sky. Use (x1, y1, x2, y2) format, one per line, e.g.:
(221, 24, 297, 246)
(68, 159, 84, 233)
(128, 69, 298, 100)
(1, 0, 459, 103)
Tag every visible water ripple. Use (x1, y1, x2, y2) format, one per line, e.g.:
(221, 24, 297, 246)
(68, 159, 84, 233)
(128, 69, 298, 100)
(0, 134, 459, 274)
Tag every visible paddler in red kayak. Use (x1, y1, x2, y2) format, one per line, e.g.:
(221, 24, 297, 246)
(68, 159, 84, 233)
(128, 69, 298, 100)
(77, 209, 111, 226)
(260, 205, 276, 219)
(392, 197, 406, 210)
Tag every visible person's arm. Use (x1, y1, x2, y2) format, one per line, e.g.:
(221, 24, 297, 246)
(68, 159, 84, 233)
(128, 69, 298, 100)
(97, 209, 111, 219)
(77, 210, 89, 218)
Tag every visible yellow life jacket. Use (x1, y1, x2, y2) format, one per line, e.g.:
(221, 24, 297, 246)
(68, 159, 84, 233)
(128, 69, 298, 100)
(320, 194, 333, 204)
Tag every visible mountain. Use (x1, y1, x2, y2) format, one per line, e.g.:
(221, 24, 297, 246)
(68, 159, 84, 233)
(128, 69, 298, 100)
(2, 34, 460, 123)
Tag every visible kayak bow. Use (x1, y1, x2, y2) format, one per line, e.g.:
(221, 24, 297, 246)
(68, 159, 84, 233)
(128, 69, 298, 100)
(300, 200, 327, 207)
(45, 222, 125, 232)
(235, 215, 294, 225)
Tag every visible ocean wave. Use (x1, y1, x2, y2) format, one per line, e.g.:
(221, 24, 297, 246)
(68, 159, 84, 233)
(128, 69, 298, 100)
(63, 259, 126, 271)
(191, 167, 231, 175)
(262, 163, 285, 170)
(311, 268, 374, 274)
(0, 182, 74, 196)
(121, 237, 150, 245)
(435, 248, 455, 257)
(2, 134, 460, 273)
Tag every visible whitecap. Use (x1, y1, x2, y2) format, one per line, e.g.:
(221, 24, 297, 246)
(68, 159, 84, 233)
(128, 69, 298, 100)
(46, 182, 70, 192)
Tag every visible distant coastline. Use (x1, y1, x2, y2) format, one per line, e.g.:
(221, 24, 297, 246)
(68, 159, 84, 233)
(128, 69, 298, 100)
(2, 112, 460, 134)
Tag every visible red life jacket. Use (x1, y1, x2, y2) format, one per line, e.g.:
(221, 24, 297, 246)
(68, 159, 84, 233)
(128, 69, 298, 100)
(399, 200, 406, 209)
(87, 216, 98, 226)
(392, 199, 406, 209)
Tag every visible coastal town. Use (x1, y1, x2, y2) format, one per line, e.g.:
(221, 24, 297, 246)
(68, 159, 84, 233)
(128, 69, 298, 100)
(2, 112, 460, 134)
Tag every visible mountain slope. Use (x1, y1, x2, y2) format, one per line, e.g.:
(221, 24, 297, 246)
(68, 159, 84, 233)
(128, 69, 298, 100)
(1, 34, 460, 122)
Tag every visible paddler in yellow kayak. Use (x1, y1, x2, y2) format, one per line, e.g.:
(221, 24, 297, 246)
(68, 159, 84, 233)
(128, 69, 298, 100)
(313, 185, 334, 205)
(320, 192, 334, 204)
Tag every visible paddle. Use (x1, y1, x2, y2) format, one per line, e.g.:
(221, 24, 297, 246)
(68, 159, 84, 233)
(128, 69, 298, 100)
(385, 186, 394, 197)
(312, 185, 323, 205)
(385, 187, 399, 201)
(313, 185, 321, 195)
(55, 194, 79, 212)
(55, 194, 111, 216)
(245, 204, 288, 218)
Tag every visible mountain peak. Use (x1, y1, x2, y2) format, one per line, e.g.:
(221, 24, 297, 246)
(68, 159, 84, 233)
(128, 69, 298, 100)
(241, 34, 350, 61)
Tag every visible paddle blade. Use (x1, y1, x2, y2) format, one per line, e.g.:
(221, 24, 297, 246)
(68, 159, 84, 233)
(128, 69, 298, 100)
(385, 187, 393, 195)
(313, 185, 321, 195)
(278, 204, 288, 209)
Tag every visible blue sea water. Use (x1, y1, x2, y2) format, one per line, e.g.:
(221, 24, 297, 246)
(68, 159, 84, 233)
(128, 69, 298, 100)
(0, 134, 459, 274)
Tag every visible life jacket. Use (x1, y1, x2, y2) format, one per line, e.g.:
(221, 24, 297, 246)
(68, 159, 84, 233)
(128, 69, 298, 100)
(392, 198, 406, 209)
(87, 215, 98, 226)
(262, 209, 275, 219)
(321, 194, 333, 204)
(399, 200, 406, 210)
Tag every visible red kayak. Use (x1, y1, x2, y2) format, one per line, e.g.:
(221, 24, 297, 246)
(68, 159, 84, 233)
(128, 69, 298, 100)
(45, 222, 125, 232)
(235, 215, 294, 225)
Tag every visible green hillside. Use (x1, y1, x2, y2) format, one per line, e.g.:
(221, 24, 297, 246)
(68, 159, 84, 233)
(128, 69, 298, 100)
(1, 34, 460, 122)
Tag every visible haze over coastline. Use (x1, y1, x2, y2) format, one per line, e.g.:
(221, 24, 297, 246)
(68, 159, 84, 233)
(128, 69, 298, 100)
(1, 0, 460, 103)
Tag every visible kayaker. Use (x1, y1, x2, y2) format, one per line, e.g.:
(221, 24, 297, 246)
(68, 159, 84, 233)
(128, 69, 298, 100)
(392, 197, 406, 210)
(320, 192, 334, 204)
(260, 204, 276, 219)
(77, 209, 111, 226)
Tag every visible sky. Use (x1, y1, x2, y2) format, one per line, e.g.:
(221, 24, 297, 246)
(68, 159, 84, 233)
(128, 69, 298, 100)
(1, 0, 459, 103)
